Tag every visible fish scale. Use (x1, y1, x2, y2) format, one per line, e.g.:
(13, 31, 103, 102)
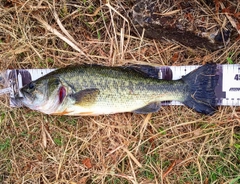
(58, 67, 185, 113)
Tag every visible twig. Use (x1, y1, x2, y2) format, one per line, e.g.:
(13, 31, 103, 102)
(32, 14, 90, 59)
(122, 147, 142, 168)
(220, 2, 240, 35)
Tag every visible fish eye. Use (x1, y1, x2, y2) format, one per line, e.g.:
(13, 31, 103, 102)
(28, 82, 35, 90)
(54, 78, 60, 85)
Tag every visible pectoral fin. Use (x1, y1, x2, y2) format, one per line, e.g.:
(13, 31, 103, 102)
(133, 102, 161, 114)
(71, 88, 100, 106)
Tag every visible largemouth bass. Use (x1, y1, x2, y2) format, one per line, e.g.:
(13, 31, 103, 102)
(20, 63, 218, 115)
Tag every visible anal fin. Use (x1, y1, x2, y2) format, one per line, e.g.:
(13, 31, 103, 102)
(133, 102, 161, 114)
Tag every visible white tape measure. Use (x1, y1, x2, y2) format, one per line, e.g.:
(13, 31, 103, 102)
(0, 64, 239, 107)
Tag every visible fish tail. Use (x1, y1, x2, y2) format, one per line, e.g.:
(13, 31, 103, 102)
(182, 63, 219, 115)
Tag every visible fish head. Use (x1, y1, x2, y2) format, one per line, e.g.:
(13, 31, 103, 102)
(20, 77, 67, 114)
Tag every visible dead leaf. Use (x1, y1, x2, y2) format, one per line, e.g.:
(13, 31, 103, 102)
(221, 7, 233, 14)
(163, 160, 181, 179)
(204, 178, 209, 184)
(236, 22, 240, 30)
(233, 12, 240, 19)
(185, 13, 194, 21)
(171, 52, 179, 63)
(82, 158, 92, 169)
(77, 176, 89, 184)
(236, 35, 240, 41)
(214, 0, 220, 13)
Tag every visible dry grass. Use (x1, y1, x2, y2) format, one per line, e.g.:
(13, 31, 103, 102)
(0, 0, 240, 183)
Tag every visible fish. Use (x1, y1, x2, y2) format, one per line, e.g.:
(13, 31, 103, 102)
(19, 63, 219, 116)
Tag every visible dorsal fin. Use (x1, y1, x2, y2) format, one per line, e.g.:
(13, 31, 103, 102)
(124, 65, 160, 79)
(125, 64, 172, 80)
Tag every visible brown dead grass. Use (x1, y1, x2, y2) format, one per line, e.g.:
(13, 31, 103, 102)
(0, 0, 240, 183)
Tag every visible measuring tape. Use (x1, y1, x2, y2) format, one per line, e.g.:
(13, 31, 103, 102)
(0, 64, 239, 107)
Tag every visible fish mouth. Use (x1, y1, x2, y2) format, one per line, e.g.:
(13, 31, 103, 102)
(20, 89, 34, 103)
